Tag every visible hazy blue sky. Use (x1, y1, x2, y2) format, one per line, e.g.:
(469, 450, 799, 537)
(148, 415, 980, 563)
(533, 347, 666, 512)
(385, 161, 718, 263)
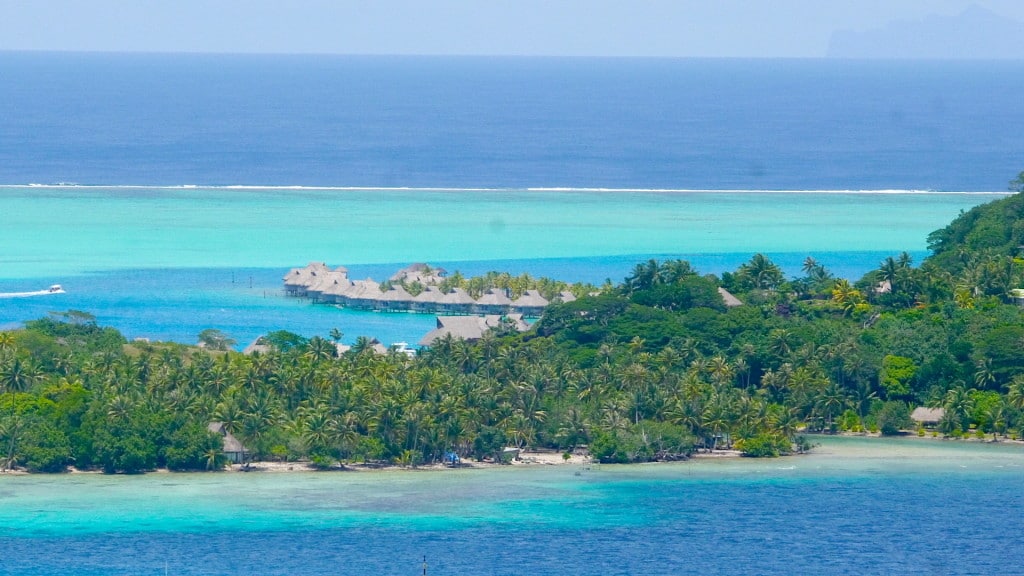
(2, 0, 1022, 57)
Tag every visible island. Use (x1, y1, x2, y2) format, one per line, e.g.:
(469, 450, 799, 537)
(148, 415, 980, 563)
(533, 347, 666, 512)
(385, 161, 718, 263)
(2, 191, 1024, 474)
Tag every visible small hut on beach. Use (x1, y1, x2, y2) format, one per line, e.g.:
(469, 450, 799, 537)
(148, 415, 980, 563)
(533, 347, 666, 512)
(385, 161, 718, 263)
(911, 407, 945, 428)
(208, 422, 249, 464)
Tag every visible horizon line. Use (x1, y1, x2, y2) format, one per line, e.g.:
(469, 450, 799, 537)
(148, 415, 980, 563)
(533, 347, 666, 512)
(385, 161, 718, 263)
(3, 183, 1013, 195)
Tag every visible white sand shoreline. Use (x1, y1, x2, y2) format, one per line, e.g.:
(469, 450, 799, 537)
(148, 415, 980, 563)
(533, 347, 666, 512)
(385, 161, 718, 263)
(3, 433, 1020, 476)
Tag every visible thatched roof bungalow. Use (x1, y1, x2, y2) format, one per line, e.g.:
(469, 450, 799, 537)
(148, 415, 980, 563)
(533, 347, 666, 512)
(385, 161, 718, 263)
(283, 262, 330, 296)
(418, 314, 529, 346)
(345, 279, 385, 310)
(208, 422, 249, 464)
(323, 277, 357, 305)
(475, 288, 513, 315)
(306, 269, 350, 302)
(512, 289, 549, 317)
(284, 262, 571, 317)
(554, 291, 577, 304)
(439, 288, 476, 314)
(410, 286, 446, 312)
(389, 262, 447, 285)
(381, 285, 415, 311)
(911, 407, 945, 427)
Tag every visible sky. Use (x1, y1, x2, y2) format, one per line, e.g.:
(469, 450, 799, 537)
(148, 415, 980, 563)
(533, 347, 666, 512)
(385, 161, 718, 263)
(1, 0, 1023, 58)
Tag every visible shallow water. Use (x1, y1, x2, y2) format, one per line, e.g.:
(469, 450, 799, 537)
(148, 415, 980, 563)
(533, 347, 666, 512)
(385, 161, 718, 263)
(0, 188, 1002, 346)
(1, 437, 1021, 575)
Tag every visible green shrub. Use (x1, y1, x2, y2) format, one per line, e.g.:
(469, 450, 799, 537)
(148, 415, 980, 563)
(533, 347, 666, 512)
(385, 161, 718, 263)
(20, 421, 72, 473)
(736, 433, 791, 458)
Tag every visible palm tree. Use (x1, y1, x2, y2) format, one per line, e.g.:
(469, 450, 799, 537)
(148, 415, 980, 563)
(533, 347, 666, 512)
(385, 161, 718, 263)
(831, 279, 865, 316)
(741, 253, 784, 291)
(879, 256, 900, 294)
(1007, 375, 1024, 412)
(974, 358, 996, 390)
(802, 256, 819, 277)
(814, 382, 848, 432)
(0, 357, 40, 394)
(304, 336, 336, 364)
(943, 385, 974, 433)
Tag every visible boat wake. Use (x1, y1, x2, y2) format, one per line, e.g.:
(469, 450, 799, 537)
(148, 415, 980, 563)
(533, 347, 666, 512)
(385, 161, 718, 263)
(0, 284, 65, 298)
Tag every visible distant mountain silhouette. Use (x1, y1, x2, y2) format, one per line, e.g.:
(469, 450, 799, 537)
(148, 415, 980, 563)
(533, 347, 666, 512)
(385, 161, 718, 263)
(827, 4, 1024, 59)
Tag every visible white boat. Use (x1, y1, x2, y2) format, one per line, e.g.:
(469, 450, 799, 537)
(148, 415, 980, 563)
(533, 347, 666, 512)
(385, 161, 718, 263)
(0, 284, 65, 298)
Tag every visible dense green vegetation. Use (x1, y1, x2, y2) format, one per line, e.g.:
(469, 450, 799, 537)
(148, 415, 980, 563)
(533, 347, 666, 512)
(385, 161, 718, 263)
(3, 193, 1024, 473)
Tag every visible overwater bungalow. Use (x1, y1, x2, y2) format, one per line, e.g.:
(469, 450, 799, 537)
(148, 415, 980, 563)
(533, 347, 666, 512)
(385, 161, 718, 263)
(512, 289, 549, 317)
(347, 279, 386, 310)
(439, 287, 476, 314)
(410, 286, 446, 312)
(475, 288, 514, 315)
(283, 262, 331, 296)
(390, 262, 447, 285)
(285, 262, 574, 317)
(381, 284, 415, 311)
(306, 268, 350, 302)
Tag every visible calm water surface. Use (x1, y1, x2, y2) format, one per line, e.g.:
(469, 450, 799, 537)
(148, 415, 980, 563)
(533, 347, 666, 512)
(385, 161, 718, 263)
(1, 437, 1021, 575)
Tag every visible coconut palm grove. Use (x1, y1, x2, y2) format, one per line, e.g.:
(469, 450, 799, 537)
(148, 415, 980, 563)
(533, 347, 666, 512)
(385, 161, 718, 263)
(3, 191, 1024, 473)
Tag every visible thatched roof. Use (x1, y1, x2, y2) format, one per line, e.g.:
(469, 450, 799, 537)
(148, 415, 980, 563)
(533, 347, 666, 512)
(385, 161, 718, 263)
(556, 291, 577, 303)
(307, 269, 349, 295)
(413, 286, 446, 303)
(382, 285, 415, 303)
(501, 313, 530, 331)
(441, 288, 476, 305)
(512, 289, 549, 308)
(242, 337, 271, 355)
(207, 422, 248, 454)
(418, 314, 528, 346)
(476, 288, 513, 306)
(348, 279, 384, 301)
(718, 287, 743, 307)
(323, 278, 355, 297)
(283, 262, 330, 286)
(389, 262, 447, 284)
(911, 407, 945, 423)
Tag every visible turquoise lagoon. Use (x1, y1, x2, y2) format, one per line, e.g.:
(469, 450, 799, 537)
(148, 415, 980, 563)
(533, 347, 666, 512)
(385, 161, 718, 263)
(1, 436, 1022, 575)
(0, 187, 1006, 347)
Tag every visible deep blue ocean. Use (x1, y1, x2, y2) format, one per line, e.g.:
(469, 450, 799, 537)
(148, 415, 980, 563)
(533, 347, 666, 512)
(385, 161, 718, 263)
(1, 53, 1022, 190)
